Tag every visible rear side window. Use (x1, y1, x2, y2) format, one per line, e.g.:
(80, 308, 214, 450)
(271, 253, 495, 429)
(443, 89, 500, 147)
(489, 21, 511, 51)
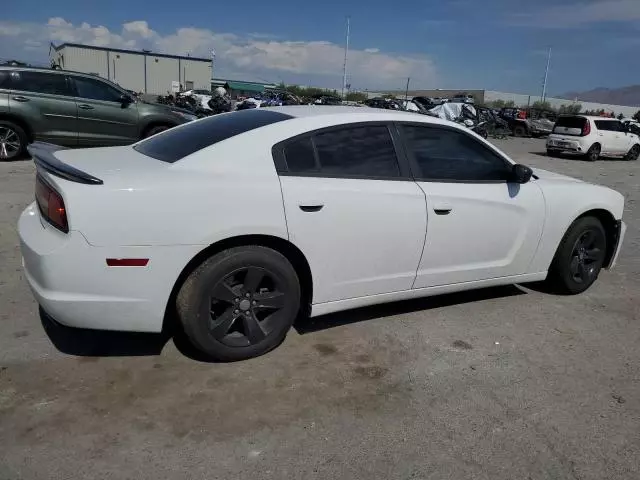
(0, 70, 10, 89)
(134, 109, 293, 163)
(594, 120, 621, 132)
(10, 71, 71, 96)
(553, 116, 586, 135)
(282, 125, 400, 178)
(73, 76, 123, 102)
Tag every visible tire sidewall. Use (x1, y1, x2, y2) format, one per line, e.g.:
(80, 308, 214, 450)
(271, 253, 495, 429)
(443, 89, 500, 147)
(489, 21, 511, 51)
(550, 217, 607, 294)
(586, 144, 600, 162)
(177, 246, 301, 361)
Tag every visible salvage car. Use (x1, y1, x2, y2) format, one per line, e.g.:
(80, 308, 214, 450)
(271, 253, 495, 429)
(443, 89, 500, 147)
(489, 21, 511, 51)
(547, 115, 640, 161)
(0, 67, 197, 159)
(499, 107, 556, 137)
(20, 107, 626, 361)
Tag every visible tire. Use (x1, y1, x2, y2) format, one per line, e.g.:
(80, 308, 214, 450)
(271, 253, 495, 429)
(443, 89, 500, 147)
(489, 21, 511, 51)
(546, 216, 607, 294)
(0, 120, 27, 161)
(176, 246, 301, 361)
(625, 144, 640, 161)
(585, 144, 600, 162)
(143, 125, 171, 138)
(513, 125, 527, 137)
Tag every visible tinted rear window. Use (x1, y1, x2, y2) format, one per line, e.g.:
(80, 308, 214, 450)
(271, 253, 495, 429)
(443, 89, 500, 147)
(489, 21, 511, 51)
(134, 109, 293, 163)
(553, 116, 586, 135)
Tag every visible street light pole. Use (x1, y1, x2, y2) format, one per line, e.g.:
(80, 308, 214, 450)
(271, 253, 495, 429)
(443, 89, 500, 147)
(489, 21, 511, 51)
(541, 47, 551, 103)
(341, 16, 350, 99)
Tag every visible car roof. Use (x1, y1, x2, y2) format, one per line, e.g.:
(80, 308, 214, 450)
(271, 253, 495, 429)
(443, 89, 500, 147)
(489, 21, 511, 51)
(263, 105, 454, 126)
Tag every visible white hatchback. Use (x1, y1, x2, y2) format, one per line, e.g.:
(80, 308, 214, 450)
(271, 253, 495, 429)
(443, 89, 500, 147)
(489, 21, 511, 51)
(547, 115, 640, 161)
(19, 107, 626, 360)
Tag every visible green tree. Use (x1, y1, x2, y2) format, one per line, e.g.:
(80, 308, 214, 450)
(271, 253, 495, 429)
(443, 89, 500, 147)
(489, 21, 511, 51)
(532, 100, 553, 111)
(617, 113, 625, 120)
(633, 110, 640, 122)
(345, 91, 368, 102)
(558, 103, 581, 114)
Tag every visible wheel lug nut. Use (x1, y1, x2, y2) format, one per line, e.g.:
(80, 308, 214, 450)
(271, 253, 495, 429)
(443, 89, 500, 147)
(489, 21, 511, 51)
(245, 293, 250, 297)
(234, 309, 239, 314)
(235, 298, 239, 303)
(252, 300, 257, 305)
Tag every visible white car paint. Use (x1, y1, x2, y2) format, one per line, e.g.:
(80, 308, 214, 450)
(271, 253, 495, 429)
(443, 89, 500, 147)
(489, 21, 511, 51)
(19, 106, 626, 334)
(547, 115, 639, 157)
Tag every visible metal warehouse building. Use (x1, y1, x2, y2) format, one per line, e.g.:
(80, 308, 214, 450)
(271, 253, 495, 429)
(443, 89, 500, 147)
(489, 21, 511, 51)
(51, 43, 212, 95)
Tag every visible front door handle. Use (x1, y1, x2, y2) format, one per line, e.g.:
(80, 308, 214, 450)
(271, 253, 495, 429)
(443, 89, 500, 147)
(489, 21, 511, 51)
(12, 96, 29, 102)
(299, 205, 323, 212)
(78, 104, 94, 110)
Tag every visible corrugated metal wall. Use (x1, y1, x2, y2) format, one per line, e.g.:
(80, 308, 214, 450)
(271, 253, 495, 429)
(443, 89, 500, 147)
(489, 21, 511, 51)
(146, 56, 179, 95)
(181, 60, 212, 90)
(56, 46, 212, 95)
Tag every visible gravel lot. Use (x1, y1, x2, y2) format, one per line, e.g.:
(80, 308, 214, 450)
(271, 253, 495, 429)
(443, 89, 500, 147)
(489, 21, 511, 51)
(1, 137, 639, 480)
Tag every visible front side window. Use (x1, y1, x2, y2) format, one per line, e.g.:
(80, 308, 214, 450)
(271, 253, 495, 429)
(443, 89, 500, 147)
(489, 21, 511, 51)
(283, 125, 400, 178)
(595, 120, 621, 132)
(400, 125, 510, 182)
(73, 76, 122, 102)
(10, 71, 71, 96)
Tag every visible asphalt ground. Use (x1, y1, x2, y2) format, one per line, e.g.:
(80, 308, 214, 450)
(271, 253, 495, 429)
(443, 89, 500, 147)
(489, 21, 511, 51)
(0, 137, 638, 480)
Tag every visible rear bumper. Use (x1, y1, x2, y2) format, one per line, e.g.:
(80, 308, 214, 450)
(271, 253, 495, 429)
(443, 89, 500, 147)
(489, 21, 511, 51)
(19, 203, 202, 333)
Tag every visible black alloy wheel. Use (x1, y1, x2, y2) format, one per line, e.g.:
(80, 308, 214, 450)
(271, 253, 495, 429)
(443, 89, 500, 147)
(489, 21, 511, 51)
(177, 246, 301, 361)
(547, 216, 607, 294)
(625, 144, 640, 161)
(568, 229, 605, 285)
(208, 266, 289, 347)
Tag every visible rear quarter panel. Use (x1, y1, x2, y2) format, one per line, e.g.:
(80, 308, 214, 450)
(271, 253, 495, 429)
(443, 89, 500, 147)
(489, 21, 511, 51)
(527, 179, 625, 272)
(54, 130, 291, 248)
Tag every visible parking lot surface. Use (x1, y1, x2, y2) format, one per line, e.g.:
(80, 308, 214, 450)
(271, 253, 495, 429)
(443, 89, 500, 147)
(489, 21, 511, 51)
(1, 137, 639, 479)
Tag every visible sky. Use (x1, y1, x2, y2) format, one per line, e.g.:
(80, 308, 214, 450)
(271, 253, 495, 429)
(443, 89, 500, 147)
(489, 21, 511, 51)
(2, 0, 640, 94)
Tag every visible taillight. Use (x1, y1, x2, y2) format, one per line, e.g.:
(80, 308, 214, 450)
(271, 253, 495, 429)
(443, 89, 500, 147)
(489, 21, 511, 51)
(35, 175, 68, 233)
(582, 121, 591, 136)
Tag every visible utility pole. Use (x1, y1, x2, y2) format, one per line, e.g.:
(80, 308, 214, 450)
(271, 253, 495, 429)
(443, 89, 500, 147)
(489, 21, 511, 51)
(341, 16, 350, 99)
(541, 47, 551, 103)
(404, 77, 410, 108)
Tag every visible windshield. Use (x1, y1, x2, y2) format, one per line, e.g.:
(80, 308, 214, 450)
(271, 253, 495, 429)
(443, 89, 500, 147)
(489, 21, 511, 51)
(133, 109, 293, 163)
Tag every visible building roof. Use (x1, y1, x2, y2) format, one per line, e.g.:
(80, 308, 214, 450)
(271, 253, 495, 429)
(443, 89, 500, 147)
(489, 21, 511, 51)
(212, 78, 277, 89)
(225, 81, 265, 93)
(53, 43, 211, 63)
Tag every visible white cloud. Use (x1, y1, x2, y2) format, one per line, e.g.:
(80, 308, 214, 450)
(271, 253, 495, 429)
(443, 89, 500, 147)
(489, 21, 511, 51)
(509, 0, 640, 27)
(0, 18, 437, 89)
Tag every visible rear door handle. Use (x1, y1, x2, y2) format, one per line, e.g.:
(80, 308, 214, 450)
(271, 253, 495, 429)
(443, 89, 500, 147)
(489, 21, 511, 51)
(12, 96, 29, 102)
(299, 205, 323, 212)
(433, 202, 453, 215)
(78, 104, 94, 110)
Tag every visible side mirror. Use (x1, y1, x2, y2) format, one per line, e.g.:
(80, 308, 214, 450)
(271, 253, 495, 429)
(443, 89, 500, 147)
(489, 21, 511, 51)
(510, 164, 533, 184)
(120, 94, 133, 105)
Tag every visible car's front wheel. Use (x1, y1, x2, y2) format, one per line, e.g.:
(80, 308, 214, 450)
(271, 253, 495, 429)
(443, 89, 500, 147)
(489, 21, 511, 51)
(625, 144, 640, 161)
(546, 216, 607, 294)
(177, 246, 301, 361)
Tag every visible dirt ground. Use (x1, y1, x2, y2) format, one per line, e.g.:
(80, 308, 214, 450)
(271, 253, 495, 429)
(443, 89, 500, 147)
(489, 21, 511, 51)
(1, 137, 638, 480)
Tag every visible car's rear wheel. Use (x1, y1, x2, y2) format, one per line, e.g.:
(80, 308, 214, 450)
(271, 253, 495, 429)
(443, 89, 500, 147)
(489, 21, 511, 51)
(546, 216, 607, 294)
(513, 125, 527, 137)
(0, 121, 27, 161)
(625, 144, 640, 161)
(586, 144, 600, 162)
(177, 246, 301, 361)
(143, 125, 170, 138)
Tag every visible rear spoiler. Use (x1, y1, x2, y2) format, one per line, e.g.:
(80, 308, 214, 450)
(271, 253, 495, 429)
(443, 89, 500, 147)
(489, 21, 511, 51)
(28, 142, 103, 185)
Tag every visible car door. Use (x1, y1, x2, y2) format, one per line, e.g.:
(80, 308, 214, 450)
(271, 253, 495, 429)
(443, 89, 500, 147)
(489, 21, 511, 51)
(397, 123, 546, 288)
(70, 75, 139, 146)
(7, 70, 78, 146)
(274, 123, 427, 304)
(612, 120, 634, 153)
(594, 120, 623, 155)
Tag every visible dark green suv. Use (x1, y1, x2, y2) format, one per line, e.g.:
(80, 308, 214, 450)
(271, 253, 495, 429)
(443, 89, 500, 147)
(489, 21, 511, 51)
(0, 67, 197, 160)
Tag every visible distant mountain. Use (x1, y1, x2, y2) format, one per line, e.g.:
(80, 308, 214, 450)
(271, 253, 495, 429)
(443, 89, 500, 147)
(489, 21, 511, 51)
(560, 85, 640, 107)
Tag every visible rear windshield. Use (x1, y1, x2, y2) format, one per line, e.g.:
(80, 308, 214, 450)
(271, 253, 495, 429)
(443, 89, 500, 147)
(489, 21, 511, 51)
(134, 109, 293, 163)
(553, 116, 586, 136)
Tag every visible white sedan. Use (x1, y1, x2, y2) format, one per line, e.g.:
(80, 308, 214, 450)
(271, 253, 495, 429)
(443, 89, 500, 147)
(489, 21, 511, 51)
(19, 107, 626, 360)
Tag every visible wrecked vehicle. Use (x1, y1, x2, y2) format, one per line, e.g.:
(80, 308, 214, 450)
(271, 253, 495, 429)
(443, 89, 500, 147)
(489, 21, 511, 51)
(499, 107, 557, 137)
